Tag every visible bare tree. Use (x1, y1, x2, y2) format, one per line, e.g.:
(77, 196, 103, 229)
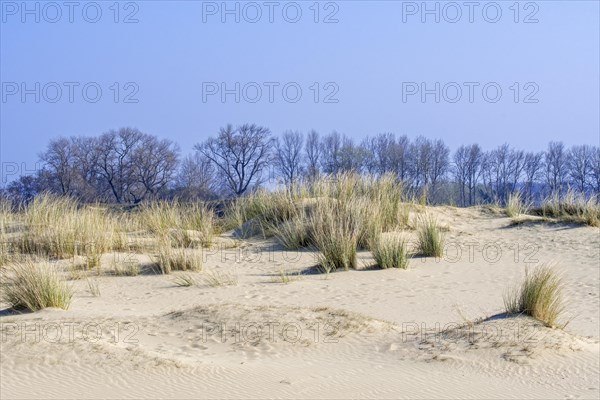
(195, 124, 272, 196)
(453, 144, 483, 206)
(70, 136, 102, 201)
(363, 133, 407, 177)
(393, 135, 411, 182)
(130, 135, 179, 202)
(428, 139, 450, 202)
(274, 130, 304, 188)
(39, 137, 78, 196)
(95, 128, 144, 203)
(373, 133, 395, 174)
(360, 136, 378, 175)
(320, 131, 342, 175)
(409, 136, 433, 191)
(481, 144, 525, 204)
(338, 136, 365, 173)
(5, 174, 42, 205)
(453, 146, 469, 206)
(522, 151, 544, 201)
(175, 153, 217, 200)
(545, 141, 567, 195)
(567, 145, 592, 193)
(591, 147, 600, 194)
(90, 128, 180, 203)
(304, 130, 321, 181)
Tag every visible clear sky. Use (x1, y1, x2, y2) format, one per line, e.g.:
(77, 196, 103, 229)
(1, 1, 599, 182)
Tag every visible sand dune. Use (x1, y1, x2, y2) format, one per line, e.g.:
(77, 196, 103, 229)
(1, 207, 599, 399)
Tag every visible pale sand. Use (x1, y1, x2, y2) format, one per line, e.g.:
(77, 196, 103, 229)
(1, 207, 599, 399)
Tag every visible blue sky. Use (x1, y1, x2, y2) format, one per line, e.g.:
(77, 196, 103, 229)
(1, 1, 599, 182)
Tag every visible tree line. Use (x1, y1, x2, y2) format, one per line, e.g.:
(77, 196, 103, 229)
(3, 124, 599, 206)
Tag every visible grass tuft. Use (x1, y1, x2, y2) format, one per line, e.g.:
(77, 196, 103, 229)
(1, 260, 73, 311)
(17, 195, 116, 259)
(308, 198, 364, 273)
(203, 270, 238, 287)
(372, 234, 409, 269)
(504, 265, 565, 328)
(0, 200, 15, 267)
(219, 174, 410, 273)
(272, 218, 310, 249)
(537, 190, 600, 227)
(506, 192, 531, 218)
(138, 201, 215, 247)
(110, 255, 141, 276)
(173, 273, 198, 287)
(156, 242, 202, 274)
(417, 215, 445, 257)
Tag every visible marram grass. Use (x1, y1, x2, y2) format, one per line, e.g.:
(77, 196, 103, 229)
(504, 265, 566, 328)
(1, 260, 73, 311)
(417, 215, 444, 257)
(372, 234, 409, 269)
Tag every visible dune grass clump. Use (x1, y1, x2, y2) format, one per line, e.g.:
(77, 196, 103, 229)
(310, 174, 408, 247)
(0, 201, 16, 267)
(110, 255, 141, 276)
(219, 174, 410, 272)
(0, 198, 14, 239)
(18, 195, 116, 260)
(85, 250, 103, 274)
(222, 173, 408, 242)
(309, 198, 365, 273)
(1, 260, 73, 311)
(417, 215, 444, 257)
(173, 273, 198, 287)
(538, 190, 600, 227)
(67, 262, 87, 280)
(372, 234, 409, 269)
(271, 218, 310, 249)
(506, 192, 531, 218)
(156, 242, 202, 274)
(138, 201, 215, 247)
(203, 270, 238, 287)
(220, 189, 302, 238)
(360, 174, 409, 231)
(504, 265, 565, 328)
